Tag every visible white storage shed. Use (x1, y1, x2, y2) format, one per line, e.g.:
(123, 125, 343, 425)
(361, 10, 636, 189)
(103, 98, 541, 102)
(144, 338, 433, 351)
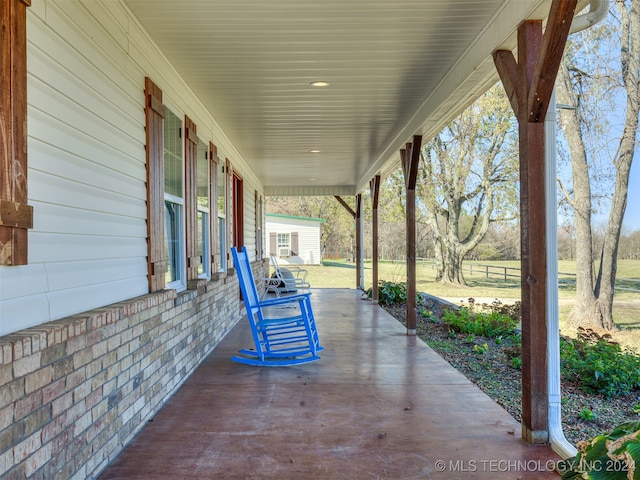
(266, 214, 325, 265)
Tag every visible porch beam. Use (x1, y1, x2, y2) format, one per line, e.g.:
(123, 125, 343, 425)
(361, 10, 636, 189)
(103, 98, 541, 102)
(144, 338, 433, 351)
(492, 0, 577, 445)
(400, 135, 422, 335)
(334, 195, 356, 218)
(370, 176, 381, 303)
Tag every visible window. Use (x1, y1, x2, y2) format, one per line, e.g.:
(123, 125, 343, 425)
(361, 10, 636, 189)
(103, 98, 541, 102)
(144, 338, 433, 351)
(277, 233, 290, 257)
(163, 109, 185, 289)
(196, 139, 210, 278)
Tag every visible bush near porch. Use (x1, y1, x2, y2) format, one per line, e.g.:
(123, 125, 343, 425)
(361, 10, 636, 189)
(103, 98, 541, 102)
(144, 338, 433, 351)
(376, 290, 640, 447)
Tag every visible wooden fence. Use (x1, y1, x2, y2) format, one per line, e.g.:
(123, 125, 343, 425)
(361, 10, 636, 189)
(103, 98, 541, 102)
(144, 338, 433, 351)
(415, 258, 640, 293)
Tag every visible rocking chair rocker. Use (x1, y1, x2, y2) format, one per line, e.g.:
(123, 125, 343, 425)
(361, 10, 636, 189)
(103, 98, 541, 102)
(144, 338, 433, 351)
(231, 246, 323, 366)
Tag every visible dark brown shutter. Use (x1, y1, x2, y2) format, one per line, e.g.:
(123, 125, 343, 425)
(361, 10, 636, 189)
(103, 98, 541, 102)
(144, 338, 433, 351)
(232, 172, 244, 248)
(0, 0, 32, 266)
(291, 232, 299, 256)
(145, 77, 167, 292)
(184, 115, 199, 281)
(254, 190, 258, 257)
(269, 232, 276, 256)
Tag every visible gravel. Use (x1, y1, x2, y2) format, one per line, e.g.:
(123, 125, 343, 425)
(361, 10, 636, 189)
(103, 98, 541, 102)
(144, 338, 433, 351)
(381, 298, 639, 446)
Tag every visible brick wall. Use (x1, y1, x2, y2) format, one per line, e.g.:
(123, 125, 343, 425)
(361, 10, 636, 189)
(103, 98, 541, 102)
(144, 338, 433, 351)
(0, 259, 269, 479)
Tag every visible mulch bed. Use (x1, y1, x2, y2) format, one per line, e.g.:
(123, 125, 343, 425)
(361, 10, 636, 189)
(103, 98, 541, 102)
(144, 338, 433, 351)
(380, 297, 639, 446)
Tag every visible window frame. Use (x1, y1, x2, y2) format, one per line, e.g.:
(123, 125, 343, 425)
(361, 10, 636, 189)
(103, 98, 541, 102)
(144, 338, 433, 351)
(209, 143, 226, 276)
(163, 107, 186, 291)
(277, 233, 291, 257)
(164, 193, 185, 287)
(196, 138, 211, 280)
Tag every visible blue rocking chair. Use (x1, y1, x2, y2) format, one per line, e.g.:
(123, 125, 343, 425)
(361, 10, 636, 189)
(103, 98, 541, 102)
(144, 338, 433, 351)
(231, 246, 323, 366)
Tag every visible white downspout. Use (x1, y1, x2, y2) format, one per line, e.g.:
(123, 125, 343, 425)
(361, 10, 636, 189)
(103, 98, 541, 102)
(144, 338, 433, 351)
(547, 0, 608, 459)
(546, 92, 577, 459)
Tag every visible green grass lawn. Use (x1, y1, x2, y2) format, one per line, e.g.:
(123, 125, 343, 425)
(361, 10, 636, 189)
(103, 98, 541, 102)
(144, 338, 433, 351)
(296, 258, 640, 348)
(303, 258, 639, 300)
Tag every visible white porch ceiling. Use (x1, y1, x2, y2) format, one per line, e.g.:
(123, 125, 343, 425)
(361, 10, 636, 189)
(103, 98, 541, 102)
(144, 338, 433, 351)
(124, 0, 556, 195)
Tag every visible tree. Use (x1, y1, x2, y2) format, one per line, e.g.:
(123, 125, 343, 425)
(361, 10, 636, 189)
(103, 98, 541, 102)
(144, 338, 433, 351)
(376, 169, 435, 261)
(556, 0, 639, 329)
(417, 84, 519, 284)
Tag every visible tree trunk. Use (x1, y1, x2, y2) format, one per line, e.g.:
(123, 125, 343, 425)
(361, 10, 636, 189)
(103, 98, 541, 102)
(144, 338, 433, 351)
(557, 63, 601, 327)
(556, 0, 639, 330)
(439, 239, 467, 285)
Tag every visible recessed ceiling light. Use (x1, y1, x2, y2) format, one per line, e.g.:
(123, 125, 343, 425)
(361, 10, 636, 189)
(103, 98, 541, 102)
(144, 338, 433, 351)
(309, 178, 318, 181)
(309, 149, 321, 153)
(309, 81, 330, 87)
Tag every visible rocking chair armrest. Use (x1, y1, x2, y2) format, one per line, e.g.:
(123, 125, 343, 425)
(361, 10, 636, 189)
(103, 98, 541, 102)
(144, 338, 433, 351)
(280, 277, 310, 289)
(258, 292, 312, 308)
(262, 277, 281, 287)
(287, 264, 307, 274)
(287, 266, 308, 281)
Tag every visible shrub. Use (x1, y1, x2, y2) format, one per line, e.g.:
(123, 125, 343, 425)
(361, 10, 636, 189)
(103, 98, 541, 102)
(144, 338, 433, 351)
(442, 306, 518, 338)
(579, 408, 597, 421)
(560, 328, 640, 398)
(559, 420, 640, 479)
(365, 280, 425, 307)
(378, 280, 407, 305)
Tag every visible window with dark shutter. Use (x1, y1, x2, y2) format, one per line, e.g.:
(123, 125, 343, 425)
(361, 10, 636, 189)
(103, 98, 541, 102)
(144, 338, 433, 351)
(0, 0, 33, 266)
(195, 138, 210, 279)
(291, 232, 299, 257)
(232, 171, 244, 249)
(144, 77, 167, 292)
(184, 115, 199, 281)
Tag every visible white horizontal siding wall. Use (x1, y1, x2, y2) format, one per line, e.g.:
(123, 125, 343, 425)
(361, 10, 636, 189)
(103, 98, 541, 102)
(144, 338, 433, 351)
(0, 0, 262, 336)
(266, 216, 323, 265)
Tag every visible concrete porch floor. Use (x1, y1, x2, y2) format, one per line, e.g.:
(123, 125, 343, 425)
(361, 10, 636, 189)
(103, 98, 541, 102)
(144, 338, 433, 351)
(99, 288, 560, 479)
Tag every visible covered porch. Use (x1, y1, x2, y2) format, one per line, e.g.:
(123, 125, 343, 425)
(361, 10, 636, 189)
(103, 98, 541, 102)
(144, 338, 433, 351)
(99, 289, 559, 479)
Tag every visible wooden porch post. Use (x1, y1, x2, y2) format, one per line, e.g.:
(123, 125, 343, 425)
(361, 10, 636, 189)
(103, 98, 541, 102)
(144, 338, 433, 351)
(493, 0, 577, 444)
(400, 135, 422, 335)
(370, 176, 381, 303)
(355, 193, 363, 290)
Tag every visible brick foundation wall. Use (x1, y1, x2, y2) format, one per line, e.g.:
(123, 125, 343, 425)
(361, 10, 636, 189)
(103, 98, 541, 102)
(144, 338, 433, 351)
(0, 259, 269, 479)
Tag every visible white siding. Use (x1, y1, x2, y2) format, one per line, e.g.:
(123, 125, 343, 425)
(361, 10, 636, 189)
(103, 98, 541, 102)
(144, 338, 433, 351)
(265, 216, 323, 265)
(0, 0, 263, 336)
